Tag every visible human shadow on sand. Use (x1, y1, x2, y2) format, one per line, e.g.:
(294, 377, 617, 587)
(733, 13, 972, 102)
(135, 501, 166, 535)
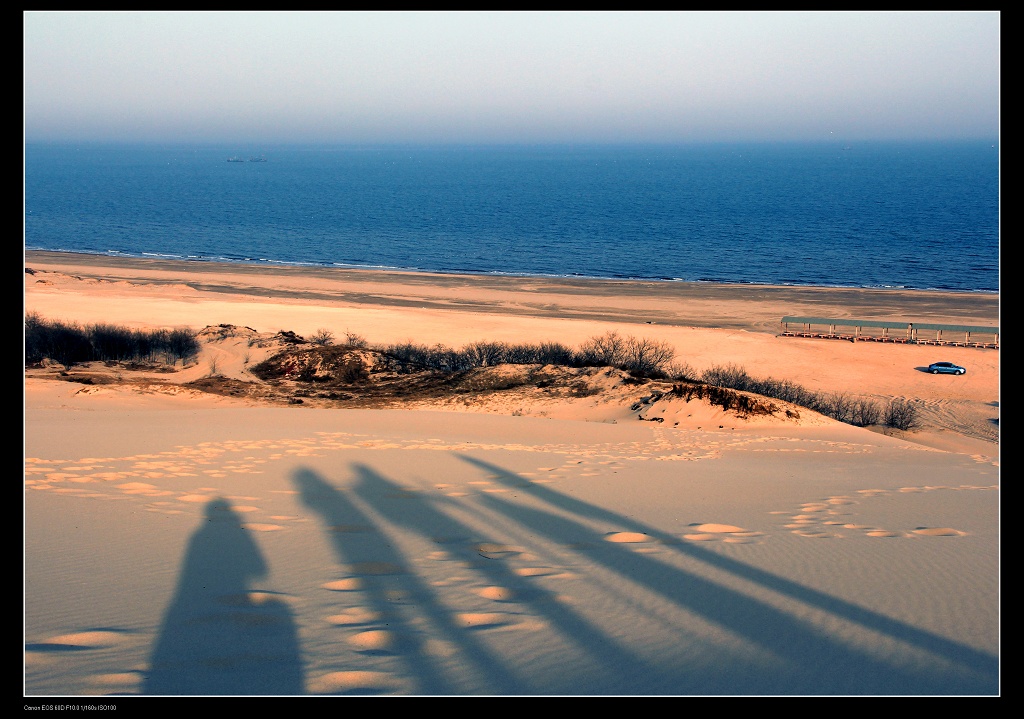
(144, 497, 303, 695)
(458, 454, 998, 695)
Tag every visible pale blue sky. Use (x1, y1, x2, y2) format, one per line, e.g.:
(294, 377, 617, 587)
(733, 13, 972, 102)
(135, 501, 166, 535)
(23, 10, 1000, 144)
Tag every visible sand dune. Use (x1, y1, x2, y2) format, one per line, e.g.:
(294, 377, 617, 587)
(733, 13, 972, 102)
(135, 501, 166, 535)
(24, 253, 998, 696)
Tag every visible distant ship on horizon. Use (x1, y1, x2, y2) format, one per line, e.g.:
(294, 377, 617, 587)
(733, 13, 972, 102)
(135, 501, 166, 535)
(249, 155, 267, 162)
(227, 156, 245, 162)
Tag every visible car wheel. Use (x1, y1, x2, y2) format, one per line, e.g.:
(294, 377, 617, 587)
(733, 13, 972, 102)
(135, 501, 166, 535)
(931, 369, 939, 374)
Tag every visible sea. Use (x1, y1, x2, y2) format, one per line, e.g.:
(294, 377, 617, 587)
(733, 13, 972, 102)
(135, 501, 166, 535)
(24, 141, 999, 294)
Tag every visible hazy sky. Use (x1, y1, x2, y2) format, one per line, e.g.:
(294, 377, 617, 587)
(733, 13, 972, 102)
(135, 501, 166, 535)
(23, 10, 1000, 144)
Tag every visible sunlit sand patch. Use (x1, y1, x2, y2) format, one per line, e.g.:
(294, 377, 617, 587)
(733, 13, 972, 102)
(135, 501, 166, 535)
(722, 537, 757, 544)
(792, 530, 835, 538)
(857, 489, 889, 496)
(604, 532, 654, 543)
(899, 487, 925, 493)
(683, 533, 719, 541)
(866, 530, 901, 537)
(45, 473, 83, 481)
(269, 515, 301, 521)
(912, 527, 966, 536)
(231, 505, 260, 513)
(800, 504, 830, 512)
(455, 612, 515, 629)
(446, 491, 470, 497)
(327, 607, 384, 626)
(791, 515, 819, 520)
(243, 523, 283, 532)
(323, 578, 363, 591)
(476, 586, 517, 601)
(827, 497, 856, 505)
(307, 670, 400, 694)
(349, 562, 405, 575)
(178, 494, 211, 503)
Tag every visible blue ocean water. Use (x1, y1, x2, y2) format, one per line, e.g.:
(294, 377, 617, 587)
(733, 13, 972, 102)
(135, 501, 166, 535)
(24, 141, 999, 293)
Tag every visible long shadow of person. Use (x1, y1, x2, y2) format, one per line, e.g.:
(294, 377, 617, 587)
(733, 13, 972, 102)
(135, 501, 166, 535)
(144, 497, 304, 695)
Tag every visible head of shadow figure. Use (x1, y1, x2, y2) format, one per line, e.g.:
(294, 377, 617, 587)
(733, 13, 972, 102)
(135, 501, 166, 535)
(144, 497, 304, 695)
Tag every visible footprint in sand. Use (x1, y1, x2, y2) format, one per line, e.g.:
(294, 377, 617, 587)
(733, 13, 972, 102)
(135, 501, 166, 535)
(88, 672, 144, 693)
(604, 531, 654, 543)
(911, 527, 966, 536)
(474, 543, 523, 559)
(475, 586, 519, 601)
(28, 630, 130, 651)
(792, 529, 836, 538)
(243, 523, 284, 532)
(348, 629, 397, 652)
(515, 567, 568, 578)
(455, 612, 516, 629)
(307, 670, 401, 695)
(683, 523, 762, 543)
(326, 607, 383, 626)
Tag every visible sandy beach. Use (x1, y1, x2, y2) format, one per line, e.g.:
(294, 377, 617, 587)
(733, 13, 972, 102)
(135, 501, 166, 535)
(24, 251, 999, 696)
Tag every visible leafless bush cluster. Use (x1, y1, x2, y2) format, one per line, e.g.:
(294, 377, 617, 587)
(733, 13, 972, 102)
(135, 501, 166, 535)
(378, 331, 676, 378)
(698, 363, 888, 427)
(309, 328, 335, 346)
(25, 312, 200, 368)
(883, 398, 919, 430)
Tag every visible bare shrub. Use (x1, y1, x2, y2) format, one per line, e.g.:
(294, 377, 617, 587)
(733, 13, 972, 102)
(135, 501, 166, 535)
(821, 391, 854, 423)
(665, 361, 697, 382)
(310, 328, 335, 346)
(579, 331, 626, 367)
(701, 363, 751, 390)
(344, 331, 368, 348)
(621, 336, 675, 377)
(536, 342, 576, 366)
(466, 341, 508, 367)
(851, 398, 882, 427)
(883, 398, 919, 430)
